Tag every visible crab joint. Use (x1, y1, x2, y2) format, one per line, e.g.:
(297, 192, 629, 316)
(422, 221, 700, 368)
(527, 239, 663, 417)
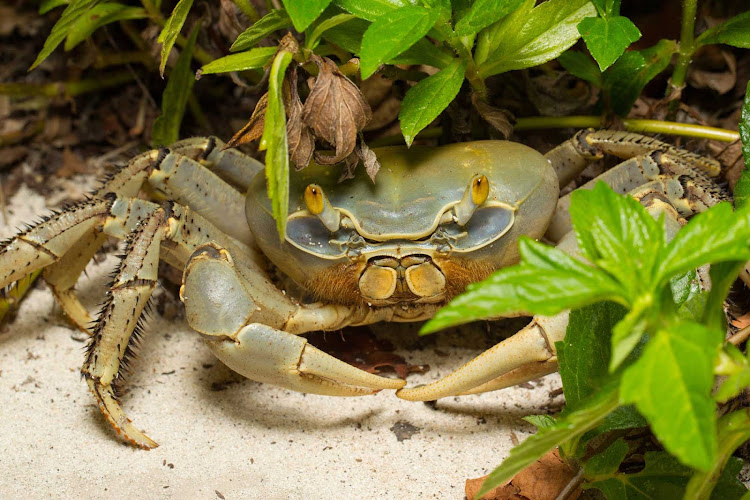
(303, 184, 341, 232)
(454, 174, 489, 225)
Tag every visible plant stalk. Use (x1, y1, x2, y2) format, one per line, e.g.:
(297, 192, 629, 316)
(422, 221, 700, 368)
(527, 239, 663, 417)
(667, 0, 698, 105)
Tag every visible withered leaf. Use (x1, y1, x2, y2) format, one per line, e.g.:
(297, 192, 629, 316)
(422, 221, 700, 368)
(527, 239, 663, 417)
(357, 139, 380, 181)
(286, 68, 315, 169)
(226, 93, 268, 148)
(472, 94, 515, 139)
(303, 55, 372, 164)
(465, 449, 580, 500)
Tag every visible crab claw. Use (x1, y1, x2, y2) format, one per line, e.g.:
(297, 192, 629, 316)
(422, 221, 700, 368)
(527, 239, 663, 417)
(205, 323, 405, 396)
(396, 314, 566, 401)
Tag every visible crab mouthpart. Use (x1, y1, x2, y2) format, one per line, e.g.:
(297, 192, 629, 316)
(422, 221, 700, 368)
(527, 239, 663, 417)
(358, 255, 446, 305)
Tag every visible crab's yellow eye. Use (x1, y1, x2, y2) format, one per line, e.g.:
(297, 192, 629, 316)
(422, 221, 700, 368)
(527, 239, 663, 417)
(304, 184, 325, 215)
(471, 175, 489, 205)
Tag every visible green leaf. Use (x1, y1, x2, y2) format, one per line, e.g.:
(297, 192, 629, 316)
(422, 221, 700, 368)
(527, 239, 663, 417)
(603, 39, 677, 116)
(570, 182, 662, 301)
(398, 59, 465, 147)
(557, 50, 602, 86)
(331, 0, 413, 22)
(735, 81, 750, 210)
(583, 438, 628, 478)
(321, 16, 453, 69)
(39, 0, 70, 15)
(696, 11, 750, 49)
(31, 0, 100, 70)
(454, 0, 525, 37)
(260, 50, 294, 240)
(158, 0, 195, 77)
(421, 238, 623, 334)
(704, 260, 747, 331)
(620, 322, 720, 471)
(522, 414, 557, 430)
(305, 13, 356, 50)
(230, 9, 292, 52)
(151, 24, 199, 147)
(585, 451, 745, 499)
(578, 15, 641, 71)
(64, 3, 147, 51)
(197, 47, 276, 75)
(609, 299, 649, 370)
(475, 0, 596, 78)
(557, 301, 626, 410)
(359, 5, 438, 79)
(281, 0, 331, 32)
(655, 202, 750, 286)
(476, 386, 619, 498)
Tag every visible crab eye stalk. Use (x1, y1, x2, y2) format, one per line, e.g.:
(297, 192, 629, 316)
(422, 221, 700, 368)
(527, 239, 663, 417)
(471, 175, 489, 205)
(303, 184, 341, 232)
(454, 174, 491, 225)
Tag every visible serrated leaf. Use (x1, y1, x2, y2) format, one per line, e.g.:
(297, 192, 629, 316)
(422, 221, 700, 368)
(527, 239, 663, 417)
(609, 298, 649, 370)
(603, 39, 677, 116)
(696, 11, 750, 49)
(557, 50, 602, 86)
(198, 47, 276, 75)
(585, 451, 745, 499)
(476, 386, 619, 498)
(655, 202, 750, 286)
(260, 50, 293, 240)
(359, 5, 438, 79)
(64, 3, 147, 51)
(583, 438, 628, 478)
(715, 345, 750, 403)
(30, 0, 100, 70)
(421, 237, 623, 334)
(522, 414, 556, 430)
(735, 81, 750, 210)
(475, 0, 596, 78)
(454, 0, 525, 37)
(281, 0, 331, 32)
(398, 59, 465, 147)
(158, 0, 195, 77)
(39, 0, 69, 15)
(151, 24, 199, 147)
(570, 182, 662, 301)
(230, 9, 292, 52)
(578, 15, 641, 71)
(620, 322, 720, 471)
(558, 301, 626, 410)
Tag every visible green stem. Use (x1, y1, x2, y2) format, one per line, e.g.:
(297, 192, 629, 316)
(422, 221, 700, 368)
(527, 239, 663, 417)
(447, 35, 486, 99)
(667, 0, 698, 101)
(514, 116, 740, 142)
(370, 116, 740, 147)
(0, 71, 136, 99)
(94, 51, 154, 69)
(684, 409, 750, 499)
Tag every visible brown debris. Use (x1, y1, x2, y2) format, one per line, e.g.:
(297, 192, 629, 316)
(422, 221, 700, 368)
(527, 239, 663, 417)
(472, 94, 514, 139)
(465, 449, 581, 500)
(305, 327, 428, 379)
(303, 55, 372, 165)
(286, 67, 315, 169)
(226, 93, 268, 148)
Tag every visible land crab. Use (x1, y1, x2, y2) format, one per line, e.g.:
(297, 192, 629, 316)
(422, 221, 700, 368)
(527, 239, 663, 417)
(0, 130, 726, 448)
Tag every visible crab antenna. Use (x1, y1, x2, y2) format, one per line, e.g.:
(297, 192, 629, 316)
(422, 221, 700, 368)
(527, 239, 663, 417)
(453, 174, 489, 225)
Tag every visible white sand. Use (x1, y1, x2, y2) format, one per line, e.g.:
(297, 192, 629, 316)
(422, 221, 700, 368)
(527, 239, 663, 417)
(0, 186, 561, 499)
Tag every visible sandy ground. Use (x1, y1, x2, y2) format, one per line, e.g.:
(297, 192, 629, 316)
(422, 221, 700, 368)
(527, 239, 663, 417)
(0, 185, 562, 499)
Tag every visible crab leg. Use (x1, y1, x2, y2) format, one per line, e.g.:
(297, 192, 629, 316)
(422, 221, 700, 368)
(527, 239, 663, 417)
(182, 242, 406, 396)
(545, 129, 721, 189)
(82, 207, 168, 449)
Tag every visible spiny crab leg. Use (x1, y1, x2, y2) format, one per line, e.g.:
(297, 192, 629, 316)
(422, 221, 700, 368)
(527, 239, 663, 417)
(396, 315, 566, 401)
(183, 243, 406, 396)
